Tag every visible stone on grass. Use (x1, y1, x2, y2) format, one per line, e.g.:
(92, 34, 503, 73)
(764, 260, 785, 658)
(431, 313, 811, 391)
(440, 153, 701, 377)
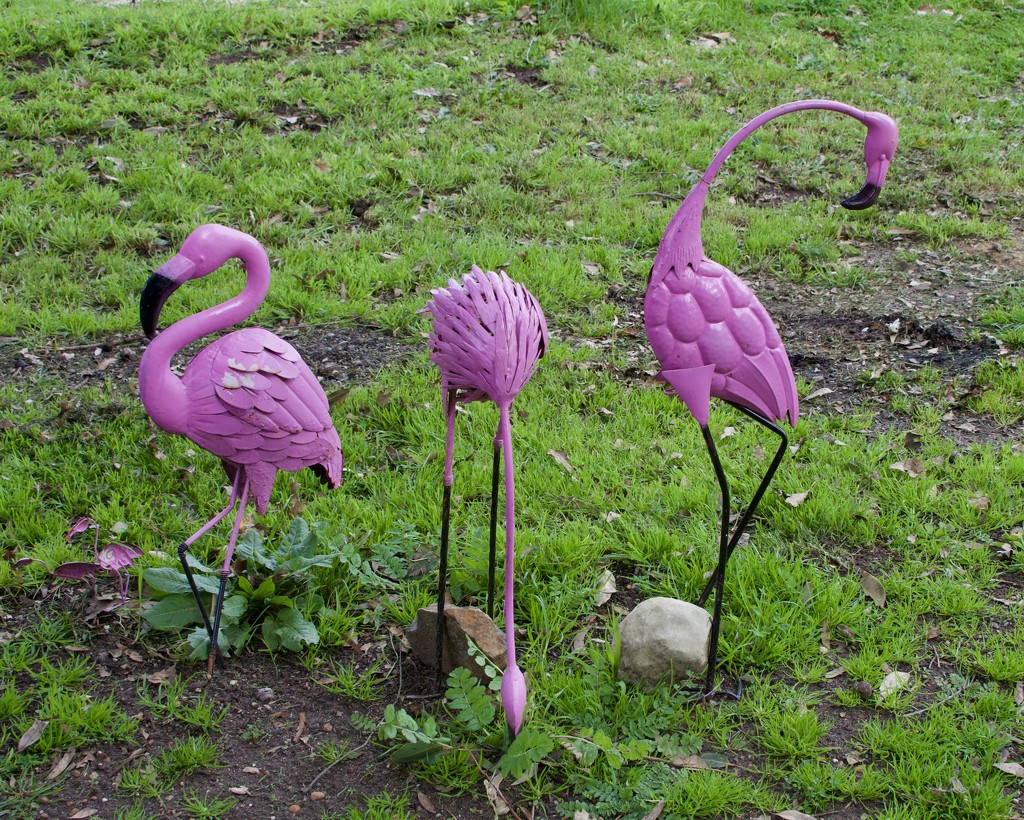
(406, 604, 507, 684)
(617, 597, 711, 687)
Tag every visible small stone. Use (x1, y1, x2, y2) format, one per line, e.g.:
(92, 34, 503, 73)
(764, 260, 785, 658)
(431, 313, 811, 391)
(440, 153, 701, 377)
(288, 804, 300, 814)
(323, 722, 332, 732)
(310, 792, 325, 802)
(256, 687, 274, 701)
(406, 604, 507, 683)
(617, 597, 711, 687)
(854, 681, 874, 700)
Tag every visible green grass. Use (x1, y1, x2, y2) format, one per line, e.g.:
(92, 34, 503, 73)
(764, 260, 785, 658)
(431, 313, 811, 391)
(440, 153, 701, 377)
(2, 0, 1024, 817)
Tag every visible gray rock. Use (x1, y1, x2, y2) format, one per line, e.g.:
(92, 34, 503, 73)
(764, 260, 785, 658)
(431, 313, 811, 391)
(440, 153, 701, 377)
(617, 597, 711, 686)
(406, 604, 507, 684)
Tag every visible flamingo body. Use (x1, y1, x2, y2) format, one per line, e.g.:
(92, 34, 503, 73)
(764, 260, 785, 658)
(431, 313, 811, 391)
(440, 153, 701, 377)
(177, 327, 342, 513)
(424, 266, 548, 411)
(644, 194, 799, 429)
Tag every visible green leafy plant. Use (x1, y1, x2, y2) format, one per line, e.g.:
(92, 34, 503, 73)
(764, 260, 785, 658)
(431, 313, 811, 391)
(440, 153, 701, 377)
(142, 518, 368, 658)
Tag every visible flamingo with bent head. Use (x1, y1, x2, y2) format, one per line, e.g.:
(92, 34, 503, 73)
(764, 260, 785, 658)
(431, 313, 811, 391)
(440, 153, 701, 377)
(644, 99, 898, 696)
(423, 265, 548, 738)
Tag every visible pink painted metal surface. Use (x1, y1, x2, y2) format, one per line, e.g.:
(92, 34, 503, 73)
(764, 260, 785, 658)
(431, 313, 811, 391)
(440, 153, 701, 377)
(138, 224, 342, 667)
(645, 99, 898, 428)
(423, 265, 547, 736)
(139, 224, 343, 527)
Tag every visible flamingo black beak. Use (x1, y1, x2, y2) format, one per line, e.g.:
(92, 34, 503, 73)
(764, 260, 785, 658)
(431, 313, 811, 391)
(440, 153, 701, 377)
(841, 112, 898, 211)
(840, 157, 889, 211)
(140, 255, 193, 338)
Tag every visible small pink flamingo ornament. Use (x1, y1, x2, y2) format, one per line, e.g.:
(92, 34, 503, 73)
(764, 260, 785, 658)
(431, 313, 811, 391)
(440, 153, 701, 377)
(644, 100, 897, 695)
(423, 265, 548, 737)
(139, 224, 343, 669)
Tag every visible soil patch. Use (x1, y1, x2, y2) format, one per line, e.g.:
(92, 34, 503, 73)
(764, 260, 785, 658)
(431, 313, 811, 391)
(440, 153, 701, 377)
(0, 323, 414, 397)
(3, 590, 515, 818)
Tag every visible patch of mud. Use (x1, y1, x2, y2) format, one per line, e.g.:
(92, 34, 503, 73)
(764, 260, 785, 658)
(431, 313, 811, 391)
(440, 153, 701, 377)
(0, 323, 412, 396)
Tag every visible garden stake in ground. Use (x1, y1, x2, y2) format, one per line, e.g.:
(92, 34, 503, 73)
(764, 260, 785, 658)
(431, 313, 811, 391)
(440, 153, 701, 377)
(644, 100, 899, 696)
(423, 265, 548, 738)
(138, 224, 343, 671)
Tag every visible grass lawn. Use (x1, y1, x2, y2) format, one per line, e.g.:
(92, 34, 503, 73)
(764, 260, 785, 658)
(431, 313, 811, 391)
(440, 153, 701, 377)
(2, 0, 1024, 817)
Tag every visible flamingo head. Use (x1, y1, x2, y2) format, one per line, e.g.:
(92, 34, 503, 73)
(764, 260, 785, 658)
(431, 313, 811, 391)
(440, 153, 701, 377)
(140, 224, 260, 338)
(500, 662, 528, 739)
(841, 111, 898, 210)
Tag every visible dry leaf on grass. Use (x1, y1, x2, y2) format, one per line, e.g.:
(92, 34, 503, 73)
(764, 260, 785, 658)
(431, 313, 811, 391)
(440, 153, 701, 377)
(860, 571, 886, 607)
(776, 811, 818, 820)
(786, 490, 810, 508)
(17, 719, 48, 753)
(994, 761, 1024, 778)
(595, 570, 617, 607)
(641, 799, 666, 820)
(547, 449, 574, 473)
(890, 458, 926, 477)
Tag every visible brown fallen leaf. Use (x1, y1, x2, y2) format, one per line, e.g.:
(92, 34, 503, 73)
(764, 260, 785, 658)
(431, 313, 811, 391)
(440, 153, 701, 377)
(594, 569, 616, 607)
(860, 571, 886, 607)
(293, 712, 306, 743)
(968, 494, 990, 511)
(786, 490, 810, 508)
(890, 458, 925, 478)
(229, 786, 250, 795)
(994, 761, 1024, 778)
(776, 811, 817, 820)
(70, 810, 98, 819)
(669, 754, 709, 770)
(642, 799, 666, 820)
(146, 666, 176, 686)
(547, 449, 574, 473)
(417, 790, 438, 814)
(17, 719, 48, 753)
(46, 747, 75, 781)
(804, 387, 834, 402)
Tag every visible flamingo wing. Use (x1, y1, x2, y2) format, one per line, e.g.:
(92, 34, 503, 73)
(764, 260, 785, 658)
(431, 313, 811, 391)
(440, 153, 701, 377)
(184, 327, 343, 513)
(644, 257, 798, 427)
(425, 267, 548, 406)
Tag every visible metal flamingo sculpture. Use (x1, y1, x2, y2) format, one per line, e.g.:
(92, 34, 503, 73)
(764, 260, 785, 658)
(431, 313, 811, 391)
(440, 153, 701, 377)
(644, 100, 897, 695)
(139, 224, 343, 669)
(423, 265, 548, 737)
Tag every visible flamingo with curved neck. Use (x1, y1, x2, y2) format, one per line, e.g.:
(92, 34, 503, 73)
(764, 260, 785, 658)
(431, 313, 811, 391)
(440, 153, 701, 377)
(139, 224, 343, 670)
(644, 100, 897, 696)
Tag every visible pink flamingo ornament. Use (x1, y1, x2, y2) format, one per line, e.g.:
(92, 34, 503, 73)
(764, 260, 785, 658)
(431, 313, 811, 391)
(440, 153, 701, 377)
(139, 224, 343, 669)
(423, 266, 548, 737)
(644, 100, 897, 695)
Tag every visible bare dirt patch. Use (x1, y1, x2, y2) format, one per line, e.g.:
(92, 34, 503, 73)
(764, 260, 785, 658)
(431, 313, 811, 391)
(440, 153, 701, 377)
(0, 323, 413, 396)
(3, 590, 511, 818)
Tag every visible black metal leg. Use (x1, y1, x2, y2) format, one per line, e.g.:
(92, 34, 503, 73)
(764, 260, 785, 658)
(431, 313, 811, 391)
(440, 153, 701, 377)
(486, 443, 501, 620)
(699, 424, 731, 695)
(697, 404, 789, 608)
(178, 543, 215, 639)
(207, 570, 229, 674)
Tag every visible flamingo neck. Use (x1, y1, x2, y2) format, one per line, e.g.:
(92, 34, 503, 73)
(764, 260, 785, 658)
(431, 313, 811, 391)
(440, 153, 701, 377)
(139, 241, 271, 435)
(498, 402, 518, 667)
(701, 99, 869, 185)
